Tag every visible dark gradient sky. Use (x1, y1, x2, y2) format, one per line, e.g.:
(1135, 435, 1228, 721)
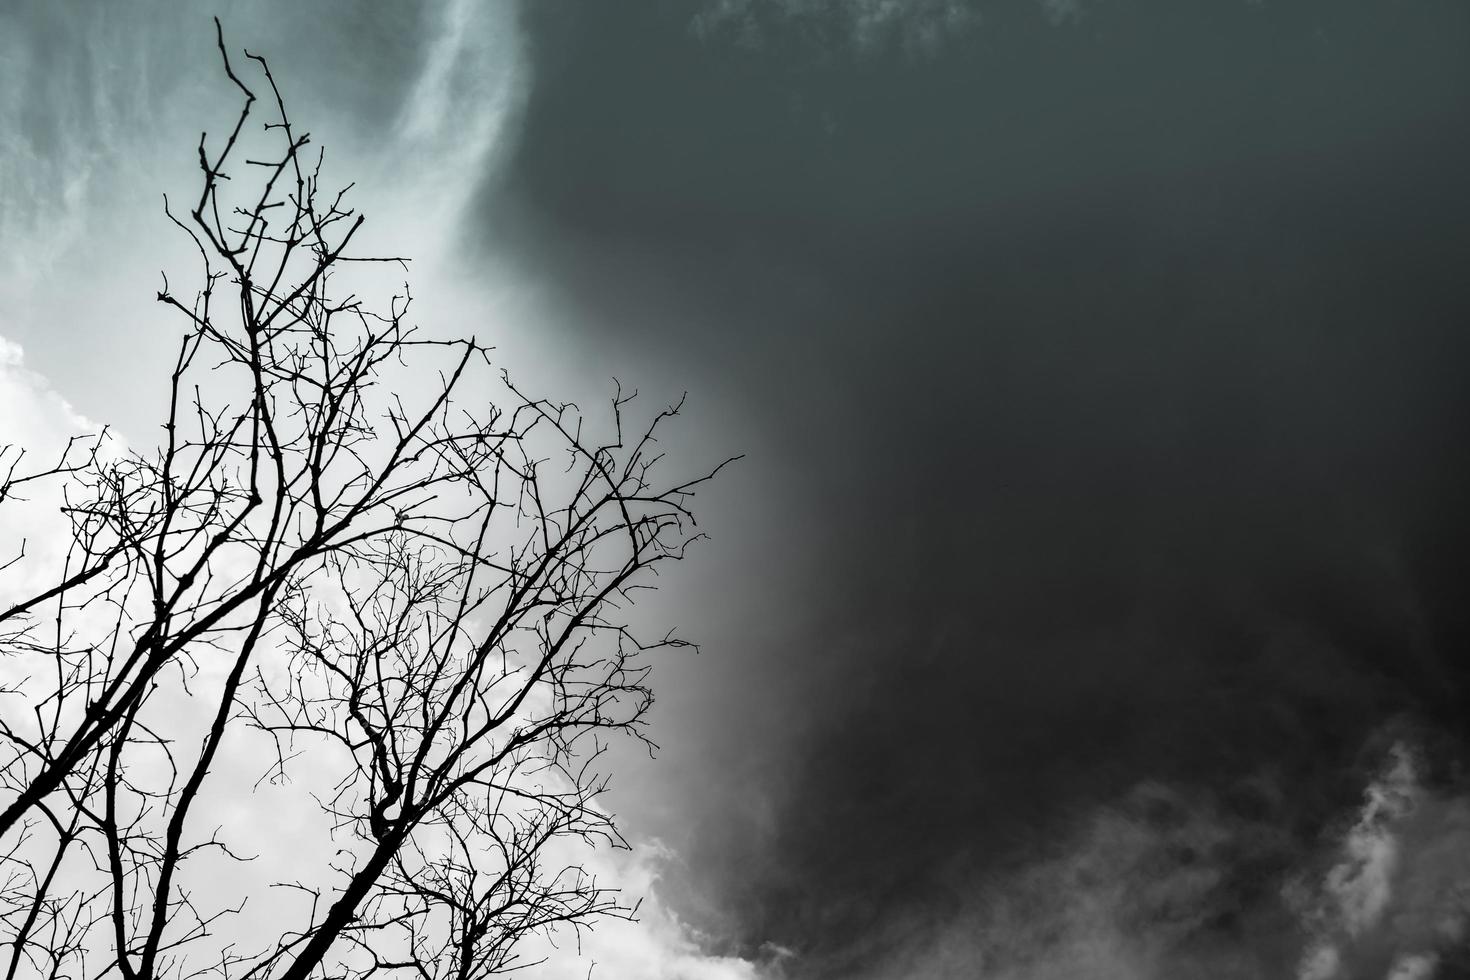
(478, 2, 1470, 975)
(4, 2, 1470, 977)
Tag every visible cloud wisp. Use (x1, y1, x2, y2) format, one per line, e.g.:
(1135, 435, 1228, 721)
(687, 0, 1111, 56)
(690, 0, 978, 57)
(1291, 743, 1470, 980)
(810, 737, 1470, 980)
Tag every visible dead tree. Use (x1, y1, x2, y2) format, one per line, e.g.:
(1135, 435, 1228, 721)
(0, 22, 729, 980)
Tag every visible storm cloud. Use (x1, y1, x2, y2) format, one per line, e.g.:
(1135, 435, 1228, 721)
(4, 1, 1470, 977)
(481, 1, 1470, 974)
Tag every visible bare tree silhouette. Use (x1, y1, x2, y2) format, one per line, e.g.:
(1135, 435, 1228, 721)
(0, 23, 731, 980)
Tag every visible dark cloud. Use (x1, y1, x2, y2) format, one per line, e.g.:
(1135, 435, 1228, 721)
(3, 0, 1469, 975)
(478, 1, 1470, 974)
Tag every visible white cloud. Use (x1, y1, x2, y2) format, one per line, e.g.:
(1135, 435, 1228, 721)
(1324, 744, 1417, 937)
(0, 333, 95, 436)
(0, 331, 103, 611)
(1290, 742, 1470, 980)
(374, 0, 528, 272)
(838, 736, 1470, 980)
(0, 338, 765, 980)
(521, 840, 768, 980)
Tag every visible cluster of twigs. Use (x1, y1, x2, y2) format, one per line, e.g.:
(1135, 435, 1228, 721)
(0, 23, 728, 980)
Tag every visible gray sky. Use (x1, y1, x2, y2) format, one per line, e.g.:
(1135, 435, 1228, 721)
(4, 2, 1470, 978)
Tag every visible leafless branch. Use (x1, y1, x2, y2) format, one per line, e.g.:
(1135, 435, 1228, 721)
(0, 20, 730, 980)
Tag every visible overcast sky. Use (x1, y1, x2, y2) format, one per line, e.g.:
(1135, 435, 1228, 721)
(4, 2, 1470, 978)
